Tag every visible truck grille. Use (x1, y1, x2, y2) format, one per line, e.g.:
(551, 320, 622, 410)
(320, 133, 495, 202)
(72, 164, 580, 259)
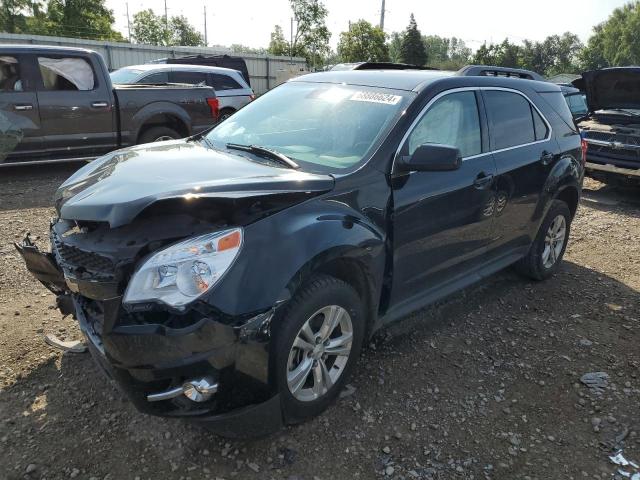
(584, 130, 640, 146)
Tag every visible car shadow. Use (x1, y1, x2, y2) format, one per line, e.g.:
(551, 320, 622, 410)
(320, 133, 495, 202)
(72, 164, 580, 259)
(1, 260, 638, 479)
(582, 182, 640, 219)
(0, 162, 83, 212)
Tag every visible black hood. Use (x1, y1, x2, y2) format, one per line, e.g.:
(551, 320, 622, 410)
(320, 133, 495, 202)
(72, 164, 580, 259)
(55, 140, 334, 228)
(575, 67, 640, 112)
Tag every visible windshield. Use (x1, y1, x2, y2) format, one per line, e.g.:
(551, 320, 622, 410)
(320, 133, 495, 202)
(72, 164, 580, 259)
(110, 68, 143, 84)
(205, 81, 412, 172)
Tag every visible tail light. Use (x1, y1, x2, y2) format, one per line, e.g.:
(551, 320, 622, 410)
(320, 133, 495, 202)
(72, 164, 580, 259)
(249, 94, 256, 101)
(581, 138, 588, 166)
(206, 98, 220, 120)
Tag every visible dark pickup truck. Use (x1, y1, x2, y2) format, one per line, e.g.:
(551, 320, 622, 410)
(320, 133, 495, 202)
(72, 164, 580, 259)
(574, 67, 640, 185)
(0, 45, 219, 165)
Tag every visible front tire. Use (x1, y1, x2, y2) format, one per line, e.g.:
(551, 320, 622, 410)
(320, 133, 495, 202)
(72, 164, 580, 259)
(274, 274, 365, 424)
(515, 200, 572, 280)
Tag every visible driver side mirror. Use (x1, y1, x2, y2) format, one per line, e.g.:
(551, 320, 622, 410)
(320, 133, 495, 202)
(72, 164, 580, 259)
(398, 143, 462, 172)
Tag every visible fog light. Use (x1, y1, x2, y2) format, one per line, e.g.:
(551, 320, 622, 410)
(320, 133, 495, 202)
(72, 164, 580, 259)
(182, 376, 218, 402)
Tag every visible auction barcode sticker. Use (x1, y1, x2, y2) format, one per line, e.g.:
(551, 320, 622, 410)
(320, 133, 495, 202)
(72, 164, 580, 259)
(350, 91, 402, 105)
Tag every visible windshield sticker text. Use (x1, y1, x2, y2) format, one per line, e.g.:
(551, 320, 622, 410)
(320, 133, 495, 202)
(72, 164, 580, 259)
(350, 91, 402, 105)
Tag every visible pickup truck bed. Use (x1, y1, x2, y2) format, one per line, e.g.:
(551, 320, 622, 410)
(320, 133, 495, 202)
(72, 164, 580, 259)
(0, 44, 219, 165)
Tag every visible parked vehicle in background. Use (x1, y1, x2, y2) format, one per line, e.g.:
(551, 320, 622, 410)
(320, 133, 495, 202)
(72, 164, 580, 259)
(17, 69, 583, 437)
(0, 45, 219, 165)
(111, 64, 255, 121)
(151, 54, 251, 87)
(573, 68, 640, 186)
(560, 85, 588, 119)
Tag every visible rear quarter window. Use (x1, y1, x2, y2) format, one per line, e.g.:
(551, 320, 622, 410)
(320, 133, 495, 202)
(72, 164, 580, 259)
(540, 91, 579, 131)
(211, 73, 243, 90)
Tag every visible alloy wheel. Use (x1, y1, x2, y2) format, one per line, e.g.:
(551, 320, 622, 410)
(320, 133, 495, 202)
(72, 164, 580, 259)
(286, 305, 353, 402)
(542, 214, 567, 268)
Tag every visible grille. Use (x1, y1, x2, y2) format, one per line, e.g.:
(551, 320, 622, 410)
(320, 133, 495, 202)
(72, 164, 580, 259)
(52, 235, 115, 276)
(584, 130, 640, 146)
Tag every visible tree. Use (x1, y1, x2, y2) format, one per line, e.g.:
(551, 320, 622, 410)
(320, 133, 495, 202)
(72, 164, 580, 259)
(45, 0, 123, 40)
(290, 0, 331, 65)
(0, 0, 32, 33)
(230, 44, 266, 54)
(422, 35, 471, 69)
(399, 14, 427, 66)
(337, 20, 388, 62)
(170, 15, 204, 46)
(132, 9, 168, 45)
(580, 1, 640, 69)
(132, 9, 204, 46)
(388, 31, 403, 63)
(268, 25, 289, 56)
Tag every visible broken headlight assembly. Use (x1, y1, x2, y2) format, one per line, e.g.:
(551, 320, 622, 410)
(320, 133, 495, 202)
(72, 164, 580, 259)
(123, 228, 243, 309)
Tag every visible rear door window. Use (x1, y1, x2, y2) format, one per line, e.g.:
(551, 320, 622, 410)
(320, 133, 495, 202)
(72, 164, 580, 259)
(211, 73, 243, 90)
(406, 90, 482, 158)
(37, 57, 95, 91)
(169, 71, 207, 86)
(484, 91, 543, 150)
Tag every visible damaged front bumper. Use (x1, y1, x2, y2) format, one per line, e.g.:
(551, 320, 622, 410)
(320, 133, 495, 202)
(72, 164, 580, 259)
(15, 232, 284, 437)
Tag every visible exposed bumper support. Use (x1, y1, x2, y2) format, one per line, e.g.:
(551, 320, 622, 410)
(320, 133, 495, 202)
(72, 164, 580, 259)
(586, 161, 640, 178)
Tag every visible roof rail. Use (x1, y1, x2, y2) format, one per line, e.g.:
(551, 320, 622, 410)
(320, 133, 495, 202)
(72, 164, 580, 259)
(457, 65, 545, 81)
(330, 62, 439, 72)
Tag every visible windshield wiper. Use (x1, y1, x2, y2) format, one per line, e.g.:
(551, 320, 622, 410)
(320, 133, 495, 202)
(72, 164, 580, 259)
(226, 143, 299, 169)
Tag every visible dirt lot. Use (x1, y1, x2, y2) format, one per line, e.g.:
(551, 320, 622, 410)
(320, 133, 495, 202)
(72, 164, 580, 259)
(0, 164, 638, 480)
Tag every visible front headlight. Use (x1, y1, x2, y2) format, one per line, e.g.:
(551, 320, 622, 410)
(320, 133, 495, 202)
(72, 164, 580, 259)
(123, 228, 243, 309)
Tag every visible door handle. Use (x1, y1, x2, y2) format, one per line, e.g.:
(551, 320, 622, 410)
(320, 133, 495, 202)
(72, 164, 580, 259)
(91, 101, 109, 108)
(540, 150, 555, 166)
(473, 172, 494, 190)
(14, 104, 33, 111)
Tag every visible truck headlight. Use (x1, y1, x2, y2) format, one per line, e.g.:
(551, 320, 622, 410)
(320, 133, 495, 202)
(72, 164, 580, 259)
(123, 228, 243, 309)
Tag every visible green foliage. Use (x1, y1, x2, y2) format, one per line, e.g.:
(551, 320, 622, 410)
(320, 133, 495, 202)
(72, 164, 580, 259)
(388, 31, 403, 63)
(290, 0, 331, 65)
(0, 0, 32, 33)
(170, 15, 205, 47)
(132, 9, 204, 46)
(422, 35, 472, 69)
(337, 20, 388, 62)
(400, 14, 427, 66)
(471, 33, 583, 76)
(268, 25, 289, 56)
(230, 44, 266, 55)
(0, 0, 122, 40)
(580, 1, 640, 69)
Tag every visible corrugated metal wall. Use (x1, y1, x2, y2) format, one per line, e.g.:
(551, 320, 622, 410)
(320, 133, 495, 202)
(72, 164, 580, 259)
(0, 32, 308, 94)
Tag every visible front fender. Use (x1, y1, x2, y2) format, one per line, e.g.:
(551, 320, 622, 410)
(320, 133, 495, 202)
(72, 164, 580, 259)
(205, 199, 386, 318)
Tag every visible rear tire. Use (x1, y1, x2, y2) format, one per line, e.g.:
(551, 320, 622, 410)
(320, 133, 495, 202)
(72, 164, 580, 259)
(274, 274, 365, 424)
(515, 200, 571, 280)
(138, 126, 181, 144)
(218, 109, 235, 122)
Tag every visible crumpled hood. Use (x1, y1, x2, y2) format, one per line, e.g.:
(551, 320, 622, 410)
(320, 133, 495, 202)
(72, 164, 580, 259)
(574, 68, 640, 112)
(55, 140, 334, 228)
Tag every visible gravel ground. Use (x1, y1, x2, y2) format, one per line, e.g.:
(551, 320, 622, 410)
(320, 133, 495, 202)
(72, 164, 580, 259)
(0, 164, 639, 480)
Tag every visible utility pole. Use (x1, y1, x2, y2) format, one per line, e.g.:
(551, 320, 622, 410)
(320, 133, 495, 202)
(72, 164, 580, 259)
(164, 0, 169, 29)
(379, 0, 385, 31)
(126, 2, 131, 41)
(203, 5, 207, 46)
(290, 17, 294, 64)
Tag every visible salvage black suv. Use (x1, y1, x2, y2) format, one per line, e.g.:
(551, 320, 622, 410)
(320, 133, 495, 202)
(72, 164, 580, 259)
(18, 69, 584, 436)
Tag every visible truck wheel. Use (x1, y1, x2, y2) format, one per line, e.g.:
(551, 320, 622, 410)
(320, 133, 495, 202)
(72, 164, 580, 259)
(138, 126, 181, 144)
(274, 274, 365, 424)
(515, 200, 571, 281)
(218, 109, 235, 122)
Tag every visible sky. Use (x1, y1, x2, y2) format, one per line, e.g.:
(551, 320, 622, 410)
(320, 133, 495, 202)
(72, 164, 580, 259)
(106, 0, 630, 52)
